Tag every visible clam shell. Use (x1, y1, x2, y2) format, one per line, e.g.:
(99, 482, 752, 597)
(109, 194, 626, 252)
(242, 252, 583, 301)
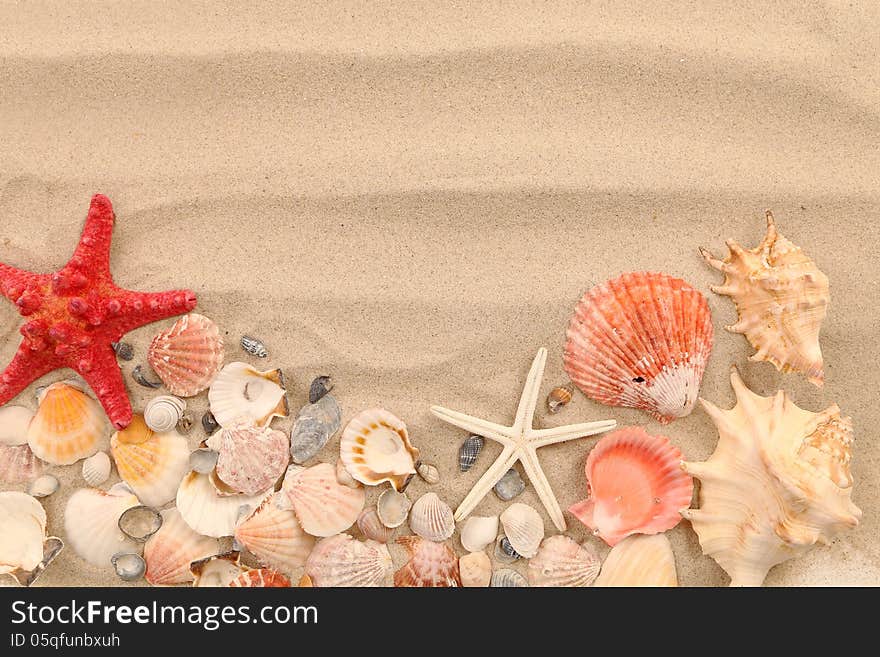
(594, 534, 677, 587)
(0, 443, 43, 483)
(112, 552, 146, 581)
(81, 451, 111, 487)
(376, 488, 411, 528)
(111, 415, 190, 507)
(176, 470, 272, 538)
(147, 313, 225, 397)
(118, 505, 163, 542)
(0, 405, 34, 446)
(491, 568, 528, 587)
(281, 463, 365, 537)
(305, 533, 393, 587)
(228, 569, 291, 587)
(234, 493, 315, 573)
(527, 535, 601, 587)
(208, 362, 288, 428)
(27, 382, 107, 465)
(289, 394, 342, 464)
(499, 503, 544, 558)
(408, 492, 455, 542)
(459, 551, 492, 587)
(458, 435, 483, 472)
(27, 474, 60, 499)
(357, 507, 394, 543)
(144, 508, 220, 585)
(393, 535, 460, 587)
(569, 426, 693, 546)
(191, 552, 246, 587)
(460, 515, 499, 552)
(339, 408, 419, 490)
(0, 492, 47, 575)
(63, 486, 140, 568)
(564, 271, 713, 424)
(144, 395, 186, 433)
(211, 422, 289, 496)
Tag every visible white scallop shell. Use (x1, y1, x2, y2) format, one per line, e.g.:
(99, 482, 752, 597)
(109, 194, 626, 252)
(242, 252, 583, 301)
(304, 534, 393, 587)
(208, 362, 288, 428)
(459, 515, 499, 552)
(376, 488, 411, 528)
(63, 486, 140, 568)
(144, 508, 221, 586)
(82, 451, 112, 487)
(499, 503, 544, 558)
(408, 492, 455, 542)
(527, 535, 601, 587)
(339, 408, 419, 490)
(0, 492, 47, 575)
(144, 396, 186, 433)
(281, 463, 365, 537)
(176, 470, 272, 538)
(234, 493, 315, 573)
(0, 405, 34, 446)
(593, 533, 678, 587)
(459, 551, 492, 587)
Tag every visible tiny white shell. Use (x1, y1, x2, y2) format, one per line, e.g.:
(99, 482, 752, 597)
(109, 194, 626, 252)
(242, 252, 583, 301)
(27, 474, 60, 499)
(376, 488, 412, 528)
(82, 451, 112, 487)
(408, 492, 455, 542)
(460, 515, 499, 552)
(499, 503, 544, 558)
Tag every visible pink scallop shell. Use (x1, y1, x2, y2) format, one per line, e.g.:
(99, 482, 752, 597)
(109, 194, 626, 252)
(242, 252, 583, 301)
(144, 507, 221, 586)
(564, 271, 713, 424)
(568, 426, 693, 546)
(0, 444, 44, 483)
(234, 494, 315, 572)
(148, 313, 224, 397)
(304, 533, 393, 587)
(282, 463, 365, 537)
(213, 423, 289, 496)
(393, 535, 460, 587)
(228, 569, 291, 587)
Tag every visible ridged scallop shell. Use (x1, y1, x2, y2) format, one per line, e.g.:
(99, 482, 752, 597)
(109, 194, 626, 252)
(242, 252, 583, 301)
(0, 492, 47, 576)
(0, 405, 33, 445)
(63, 486, 140, 568)
(569, 427, 693, 546)
(27, 382, 107, 465)
(357, 507, 394, 543)
(376, 488, 411, 528)
(527, 535, 601, 587)
(408, 492, 455, 542)
(111, 415, 190, 507)
(340, 408, 419, 490)
(304, 534, 393, 587)
(147, 313, 225, 397)
(209, 422, 289, 496)
(144, 396, 186, 433)
(234, 494, 315, 573)
(460, 515, 499, 552)
(208, 362, 288, 428)
(394, 535, 460, 587)
(702, 212, 828, 386)
(228, 569, 291, 587)
(191, 552, 246, 587)
(594, 534, 677, 587)
(563, 271, 714, 424)
(0, 444, 43, 483)
(281, 463, 365, 537)
(82, 451, 111, 487)
(176, 470, 272, 538)
(458, 551, 492, 587)
(499, 503, 544, 558)
(144, 508, 220, 585)
(681, 367, 861, 586)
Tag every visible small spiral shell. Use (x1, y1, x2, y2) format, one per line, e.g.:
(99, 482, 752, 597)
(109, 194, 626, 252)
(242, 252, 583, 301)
(144, 396, 186, 433)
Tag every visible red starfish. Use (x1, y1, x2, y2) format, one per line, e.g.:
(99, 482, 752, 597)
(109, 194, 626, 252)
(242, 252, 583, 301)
(0, 194, 197, 430)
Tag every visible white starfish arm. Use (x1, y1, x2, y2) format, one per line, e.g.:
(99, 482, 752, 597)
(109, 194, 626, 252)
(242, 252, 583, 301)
(512, 348, 547, 433)
(453, 445, 519, 523)
(430, 405, 514, 446)
(528, 418, 618, 449)
(519, 446, 566, 532)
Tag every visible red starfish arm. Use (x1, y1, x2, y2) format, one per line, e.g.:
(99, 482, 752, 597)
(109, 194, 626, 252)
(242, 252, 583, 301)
(108, 288, 197, 335)
(0, 263, 46, 304)
(73, 344, 132, 430)
(64, 194, 116, 276)
(0, 342, 60, 406)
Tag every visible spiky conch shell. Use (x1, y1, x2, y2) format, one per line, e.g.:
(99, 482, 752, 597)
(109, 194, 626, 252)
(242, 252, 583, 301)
(339, 408, 419, 491)
(111, 415, 190, 507)
(281, 463, 364, 537)
(0, 492, 47, 575)
(527, 535, 601, 587)
(147, 313, 225, 397)
(228, 569, 291, 587)
(681, 367, 861, 586)
(208, 362, 289, 428)
(564, 271, 713, 424)
(207, 422, 289, 496)
(568, 426, 693, 546)
(593, 533, 678, 587)
(234, 493, 315, 573)
(27, 382, 107, 465)
(176, 470, 272, 538)
(63, 486, 140, 568)
(702, 212, 828, 386)
(144, 508, 220, 586)
(393, 535, 461, 587)
(0, 444, 43, 483)
(304, 533, 393, 587)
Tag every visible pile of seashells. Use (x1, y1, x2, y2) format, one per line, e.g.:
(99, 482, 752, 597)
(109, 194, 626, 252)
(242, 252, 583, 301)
(0, 212, 862, 587)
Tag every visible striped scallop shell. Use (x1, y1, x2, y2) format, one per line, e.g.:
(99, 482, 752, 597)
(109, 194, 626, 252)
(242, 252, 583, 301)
(0, 405, 34, 446)
(394, 535, 460, 587)
(176, 471, 272, 538)
(339, 409, 419, 491)
(210, 422, 289, 496)
(0, 444, 43, 483)
(234, 494, 315, 573)
(564, 271, 713, 424)
(499, 503, 544, 558)
(27, 382, 107, 465)
(304, 533, 393, 587)
(281, 463, 365, 537)
(594, 533, 678, 587)
(110, 415, 190, 507)
(208, 362, 289, 428)
(144, 507, 221, 586)
(527, 535, 601, 587)
(81, 451, 111, 487)
(63, 486, 140, 568)
(147, 313, 225, 397)
(0, 491, 47, 575)
(408, 492, 455, 542)
(228, 568, 292, 587)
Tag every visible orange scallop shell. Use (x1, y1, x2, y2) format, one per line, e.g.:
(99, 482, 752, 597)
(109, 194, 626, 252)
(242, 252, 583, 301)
(147, 313, 224, 397)
(234, 494, 315, 572)
(228, 569, 291, 587)
(27, 382, 106, 465)
(282, 463, 365, 537)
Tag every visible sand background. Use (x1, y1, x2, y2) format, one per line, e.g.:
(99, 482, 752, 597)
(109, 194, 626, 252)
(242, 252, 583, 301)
(1, 1, 878, 586)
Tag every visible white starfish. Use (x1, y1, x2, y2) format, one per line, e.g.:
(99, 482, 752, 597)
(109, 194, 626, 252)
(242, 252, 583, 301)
(431, 348, 617, 531)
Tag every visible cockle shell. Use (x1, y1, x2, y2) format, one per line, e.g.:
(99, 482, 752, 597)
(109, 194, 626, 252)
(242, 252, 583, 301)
(228, 569, 291, 587)
(0, 444, 43, 483)
(499, 503, 544, 558)
(176, 470, 271, 538)
(339, 408, 419, 490)
(594, 534, 678, 587)
(191, 552, 246, 587)
(234, 493, 315, 573)
(111, 415, 190, 507)
(0, 405, 34, 445)
(82, 451, 111, 486)
(408, 492, 455, 542)
(459, 515, 499, 553)
(281, 463, 365, 537)
(144, 395, 186, 433)
(144, 508, 220, 585)
(305, 534, 394, 587)
(681, 367, 861, 586)
(564, 271, 714, 424)
(702, 212, 828, 386)
(0, 492, 48, 576)
(289, 394, 342, 464)
(376, 488, 411, 528)
(208, 362, 289, 428)
(63, 486, 140, 568)
(569, 427, 693, 546)
(357, 507, 394, 543)
(147, 313, 225, 397)
(491, 568, 528, 587)
(27, 382, 107, 465)
(459, 551, 492, 587)
(208, 422, 289, 496)
(527, 535, 601, 587)
(393, 535, 460, 587)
